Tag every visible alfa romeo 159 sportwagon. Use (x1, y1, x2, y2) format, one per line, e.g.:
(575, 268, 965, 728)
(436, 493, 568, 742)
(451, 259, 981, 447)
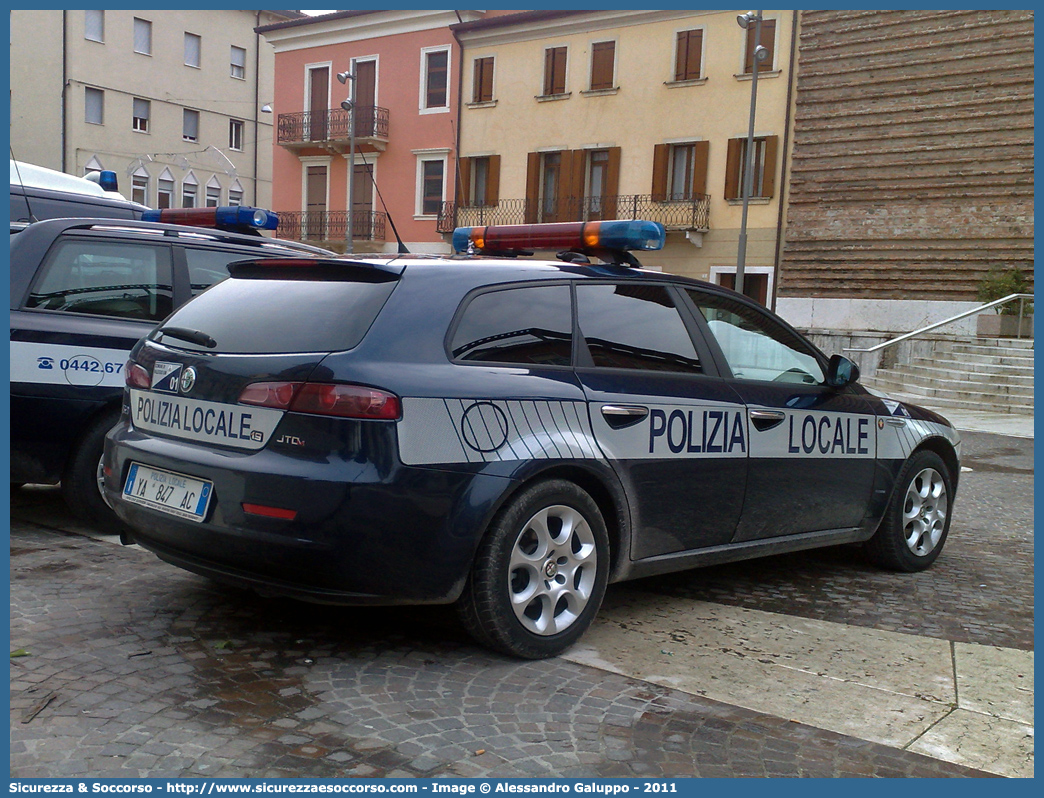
(105, 220, 959, 659)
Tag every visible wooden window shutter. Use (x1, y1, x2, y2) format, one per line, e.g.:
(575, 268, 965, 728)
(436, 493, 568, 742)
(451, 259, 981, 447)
(486, 155, 501, 206)
(525, 152, 541, 223)
(562, 149, 586, 202)
(761, 135, 779, 198)
(473, 57, 493, 103)
(590, 41, 615, 91)
(544, 47, 566, 95)
(675, 30, 702, 81)
(605, 147, 621, 197)
(457, 157, 472, 205)
(761, 20, 776, 71)
(691, 141, 710, 197)
(602, 147, 621, 219)
(724, 138, 742, 200)
(482, 57, 494, 101)
(745, 19, 776, 73)
(651, 143, 670, 201)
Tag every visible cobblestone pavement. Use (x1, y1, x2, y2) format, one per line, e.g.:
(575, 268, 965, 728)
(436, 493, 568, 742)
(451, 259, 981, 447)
(10, 431, 1029, 778)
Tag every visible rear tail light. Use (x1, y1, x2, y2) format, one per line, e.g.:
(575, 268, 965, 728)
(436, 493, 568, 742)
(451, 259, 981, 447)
(239, 381, 300, 409)
(238, 381, 401, 420)
(126, 362, 150, 389)
(291, 384, 401, 419)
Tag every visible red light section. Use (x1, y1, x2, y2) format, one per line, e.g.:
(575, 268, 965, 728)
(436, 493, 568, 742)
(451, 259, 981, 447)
(291, 383, 401, 419)
(238, 381, 401, 420)
(242, 503, 298, 521)
(126, 363, 150, 389)
(146, 208, 221, 228)
(480, 222, 592, 252)
(239, 381, 301, 409)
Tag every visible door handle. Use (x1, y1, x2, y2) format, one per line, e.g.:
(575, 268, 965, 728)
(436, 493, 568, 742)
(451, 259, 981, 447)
(601, 404, 649, 429)
(749, 408, 786, 431)
(884, 418, 907, 428)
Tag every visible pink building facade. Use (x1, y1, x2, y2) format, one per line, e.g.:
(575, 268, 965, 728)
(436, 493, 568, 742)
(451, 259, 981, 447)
(258, 10, 516, 253)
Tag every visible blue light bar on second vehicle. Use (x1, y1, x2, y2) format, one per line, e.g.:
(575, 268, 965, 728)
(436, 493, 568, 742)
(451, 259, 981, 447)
(452, 220, 667, 255)
(141, 206, 280, 232)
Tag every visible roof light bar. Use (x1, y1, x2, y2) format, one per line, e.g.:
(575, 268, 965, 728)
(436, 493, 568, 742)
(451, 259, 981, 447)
(452, 220, 666, 255)
(141, 206, 279, 232)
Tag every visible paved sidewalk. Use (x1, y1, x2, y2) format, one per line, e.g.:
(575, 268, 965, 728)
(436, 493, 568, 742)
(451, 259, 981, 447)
(942, 409, 1033, 439)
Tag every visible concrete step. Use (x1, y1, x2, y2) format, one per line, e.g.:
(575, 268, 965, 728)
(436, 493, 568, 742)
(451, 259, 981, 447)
(932, 351, 1035, 368)
(876, 367, 1039, 396)
(951, 343, 1034, 358)
(906, 357, 1034, 378)
(956, 337, 1034, 351)
(860, 335, 1033, 417)
(863, 387, 1034, 416)
(868, 371, 1031, 399)
(864, 378, 1035, 414)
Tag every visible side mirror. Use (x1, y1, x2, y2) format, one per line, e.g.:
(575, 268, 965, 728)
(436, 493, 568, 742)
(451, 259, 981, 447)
(826, 354, 860, 388)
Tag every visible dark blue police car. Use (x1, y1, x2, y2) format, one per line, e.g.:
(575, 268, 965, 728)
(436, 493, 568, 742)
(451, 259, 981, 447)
(103, 220, 960, 658)
(10, 207, 332, 525)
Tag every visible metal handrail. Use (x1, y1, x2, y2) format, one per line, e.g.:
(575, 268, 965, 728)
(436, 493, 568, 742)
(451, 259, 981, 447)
(844, 293, 1034, 353)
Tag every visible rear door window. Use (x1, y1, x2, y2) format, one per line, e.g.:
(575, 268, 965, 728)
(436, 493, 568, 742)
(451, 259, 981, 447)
(450, 284, 573, 366)
(575, 283, 702, 373)
(25, 238, 173, 321)
(158, 271, 397, 354)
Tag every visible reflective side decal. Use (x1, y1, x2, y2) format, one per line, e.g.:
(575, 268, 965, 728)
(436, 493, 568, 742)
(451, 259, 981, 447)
(590, 401, 749, 461)
(877, 418, 960, 461)
(747, 409, 876, 460)
(398, 398, 604, 466)
(11, 340, 130, 388)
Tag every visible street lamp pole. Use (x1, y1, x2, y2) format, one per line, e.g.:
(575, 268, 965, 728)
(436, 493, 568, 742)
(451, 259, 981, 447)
(736, 10, 768, 297)
(338, 67, 357, 254)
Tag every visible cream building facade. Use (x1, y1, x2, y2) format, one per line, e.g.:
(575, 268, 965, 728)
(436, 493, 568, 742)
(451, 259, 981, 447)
(450, 10, 797, 303)
(9, 9, 300, 210)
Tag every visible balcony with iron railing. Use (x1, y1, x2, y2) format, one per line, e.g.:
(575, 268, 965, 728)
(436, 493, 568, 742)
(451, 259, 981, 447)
(277, 210, 386, 245)
(436, 194, 710, 234)
(276, 106, 390, 152)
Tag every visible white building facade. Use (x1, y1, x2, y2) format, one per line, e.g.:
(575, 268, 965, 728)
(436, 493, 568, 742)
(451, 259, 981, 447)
(10, 9, 301, 209)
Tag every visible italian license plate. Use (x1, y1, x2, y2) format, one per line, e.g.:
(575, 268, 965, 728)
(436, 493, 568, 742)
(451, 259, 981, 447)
(123, 463, 213, 523)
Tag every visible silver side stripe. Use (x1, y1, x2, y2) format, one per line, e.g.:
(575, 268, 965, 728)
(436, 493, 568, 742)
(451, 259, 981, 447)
(398, 398, 603, 466)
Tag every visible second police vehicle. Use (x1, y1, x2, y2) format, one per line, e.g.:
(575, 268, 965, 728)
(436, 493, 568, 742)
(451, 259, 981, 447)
(103, 220, 960, 659)
(10, 206, 334, 525)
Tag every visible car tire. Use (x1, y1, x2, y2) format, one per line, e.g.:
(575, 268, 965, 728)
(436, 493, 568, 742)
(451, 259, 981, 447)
(865, 450, 953, 572)
(456, 479, 610, 659)
(61, 408, 124, 529)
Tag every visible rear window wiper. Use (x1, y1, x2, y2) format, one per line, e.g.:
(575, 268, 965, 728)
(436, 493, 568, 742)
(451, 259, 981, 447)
(156, 326, 217, 348)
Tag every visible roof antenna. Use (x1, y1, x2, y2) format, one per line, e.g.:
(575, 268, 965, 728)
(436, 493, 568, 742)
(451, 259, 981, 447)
(9, 146, 39, 223)
(359, 158, 409, 254)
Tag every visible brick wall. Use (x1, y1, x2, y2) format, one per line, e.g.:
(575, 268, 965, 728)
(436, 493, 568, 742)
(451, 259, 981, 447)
(779, 9, 1033, 301)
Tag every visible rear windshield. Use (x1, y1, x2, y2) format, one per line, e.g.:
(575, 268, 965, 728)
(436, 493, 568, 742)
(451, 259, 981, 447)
(156, 275, 396, 354)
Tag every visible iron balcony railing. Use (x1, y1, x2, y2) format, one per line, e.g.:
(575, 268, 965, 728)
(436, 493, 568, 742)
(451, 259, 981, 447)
(276, 106, 389, 145)
(277, 210, 387, 243)
(436, 194, 710, 234)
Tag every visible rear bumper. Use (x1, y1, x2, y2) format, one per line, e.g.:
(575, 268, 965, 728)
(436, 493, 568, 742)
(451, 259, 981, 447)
(104, 423, 513, 605)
